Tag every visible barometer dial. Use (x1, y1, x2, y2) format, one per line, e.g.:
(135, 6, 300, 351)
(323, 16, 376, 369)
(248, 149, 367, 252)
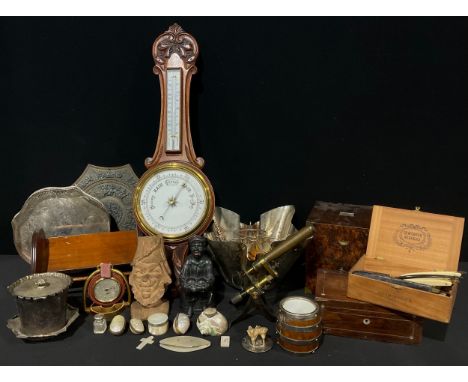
(85, 267, 128, 308)
(93, 278, 121, 303)
(134, 162, 214, 242)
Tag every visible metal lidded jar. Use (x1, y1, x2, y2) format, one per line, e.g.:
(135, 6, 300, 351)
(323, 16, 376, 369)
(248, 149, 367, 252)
(7, 272, 72, 336)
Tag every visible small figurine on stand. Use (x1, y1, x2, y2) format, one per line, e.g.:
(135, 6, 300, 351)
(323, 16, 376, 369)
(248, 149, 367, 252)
(242, 325, 273, 353)
(180, 235, 215, 317)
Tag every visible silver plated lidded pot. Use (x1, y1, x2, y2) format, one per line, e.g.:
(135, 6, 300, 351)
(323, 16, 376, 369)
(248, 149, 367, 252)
(7, 272, 74, 337)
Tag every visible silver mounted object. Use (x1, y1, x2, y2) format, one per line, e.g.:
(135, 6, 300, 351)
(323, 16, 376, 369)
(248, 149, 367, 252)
(74, 164, 139, 231)
(205, 205, 301, 290)
(242, 325, 273, 353)
(11, 185, 110, 263)
(6, 272, 78, 340)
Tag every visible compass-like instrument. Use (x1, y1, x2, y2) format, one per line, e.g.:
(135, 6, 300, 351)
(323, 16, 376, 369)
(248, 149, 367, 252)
(133, 24, 215, 285)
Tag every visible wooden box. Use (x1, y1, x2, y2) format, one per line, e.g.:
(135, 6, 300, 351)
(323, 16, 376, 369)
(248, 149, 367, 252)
(348, 205, 464, 323)
(305, 201, 372, 293)
(316, 268, 423, 344)
(31, 229, 138, 281)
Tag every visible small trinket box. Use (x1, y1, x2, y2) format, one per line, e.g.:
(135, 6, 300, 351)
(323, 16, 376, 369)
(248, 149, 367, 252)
(148, 313, 169, 336)
(109, 315, 126, 335)
(130, 318, 145, 334)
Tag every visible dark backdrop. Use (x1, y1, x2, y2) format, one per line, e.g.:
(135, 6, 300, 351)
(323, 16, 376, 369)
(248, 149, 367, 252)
(1, 17, 467, 260)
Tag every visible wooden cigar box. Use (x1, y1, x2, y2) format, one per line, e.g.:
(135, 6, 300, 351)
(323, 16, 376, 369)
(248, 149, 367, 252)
(305, 201, 372, 293)
(348, 206, 464, 323)
(316, 268, 423, 344)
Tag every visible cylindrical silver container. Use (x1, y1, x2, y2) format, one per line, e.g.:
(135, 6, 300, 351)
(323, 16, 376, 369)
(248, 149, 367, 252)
(7, 272, 72, 336)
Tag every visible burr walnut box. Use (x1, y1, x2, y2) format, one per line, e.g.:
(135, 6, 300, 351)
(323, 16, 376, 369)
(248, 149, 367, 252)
(348, 205, 465, 323)
(316, 268, 422, 344)
(305, 201, 372, 293)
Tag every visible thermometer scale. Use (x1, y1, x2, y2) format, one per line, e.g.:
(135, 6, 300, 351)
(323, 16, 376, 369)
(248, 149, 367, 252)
(166, 68, 181, 152)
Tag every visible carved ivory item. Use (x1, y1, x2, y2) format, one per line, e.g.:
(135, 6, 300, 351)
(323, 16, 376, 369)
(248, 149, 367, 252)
(136, 336, 155, 350)
(129, 236, 172, 320)
(241, 325, 273, 353)
(247, 325, 268, 347)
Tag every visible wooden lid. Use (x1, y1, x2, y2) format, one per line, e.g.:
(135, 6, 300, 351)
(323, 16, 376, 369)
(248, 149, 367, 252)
(364, 206, 464, 276)
(306, 201, 372, 229)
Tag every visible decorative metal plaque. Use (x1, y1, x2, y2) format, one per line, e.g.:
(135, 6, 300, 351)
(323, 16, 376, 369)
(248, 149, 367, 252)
(12, 186, 110, 263)
(74, 164, 139, 231)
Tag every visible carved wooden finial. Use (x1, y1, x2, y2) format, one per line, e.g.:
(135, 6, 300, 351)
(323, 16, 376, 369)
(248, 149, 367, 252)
(152, 23, 199, 72)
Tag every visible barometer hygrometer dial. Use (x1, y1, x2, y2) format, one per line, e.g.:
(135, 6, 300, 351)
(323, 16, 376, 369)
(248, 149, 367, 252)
(84, 264, 128, 308)
(133, 161, 214, 242)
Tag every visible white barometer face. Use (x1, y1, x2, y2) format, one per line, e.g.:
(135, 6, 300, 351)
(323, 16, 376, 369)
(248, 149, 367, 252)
(134, 163, 213, 241)
(94, 278, 121, 303)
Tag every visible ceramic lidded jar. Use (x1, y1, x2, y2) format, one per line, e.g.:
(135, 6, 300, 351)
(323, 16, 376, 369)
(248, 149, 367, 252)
(7, 272, 72, 336)
(196, 307, 228, 336)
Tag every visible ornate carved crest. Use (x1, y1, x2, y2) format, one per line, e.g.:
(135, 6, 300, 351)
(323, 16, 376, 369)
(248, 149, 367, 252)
(153, 23, 199, 70)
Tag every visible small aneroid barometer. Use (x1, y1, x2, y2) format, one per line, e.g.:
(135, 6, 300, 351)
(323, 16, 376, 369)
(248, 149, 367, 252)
(83, 263, 131, 317)
(133, 24, 215, 281)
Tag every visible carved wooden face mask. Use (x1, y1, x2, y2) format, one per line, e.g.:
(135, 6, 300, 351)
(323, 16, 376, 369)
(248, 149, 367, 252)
(129, 236, 172, 307)
(129, 262, 171, 307)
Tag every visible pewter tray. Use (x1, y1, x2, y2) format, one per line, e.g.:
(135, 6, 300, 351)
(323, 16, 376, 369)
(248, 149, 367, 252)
(12, 186, 110, 263)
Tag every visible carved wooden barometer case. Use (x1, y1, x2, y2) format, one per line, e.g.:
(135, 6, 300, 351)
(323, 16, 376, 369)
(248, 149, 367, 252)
(133, 24, 215, 282)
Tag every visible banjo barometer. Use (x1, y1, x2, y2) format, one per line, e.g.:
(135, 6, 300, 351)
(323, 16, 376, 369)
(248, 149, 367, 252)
(133, 24, 215, 283)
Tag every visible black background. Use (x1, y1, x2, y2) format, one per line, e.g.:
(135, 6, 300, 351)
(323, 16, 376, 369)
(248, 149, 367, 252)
(1, 17, 467, 259)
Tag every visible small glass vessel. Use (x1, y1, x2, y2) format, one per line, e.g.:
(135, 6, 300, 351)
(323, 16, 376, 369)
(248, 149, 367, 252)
(93, 314, 107, 334)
